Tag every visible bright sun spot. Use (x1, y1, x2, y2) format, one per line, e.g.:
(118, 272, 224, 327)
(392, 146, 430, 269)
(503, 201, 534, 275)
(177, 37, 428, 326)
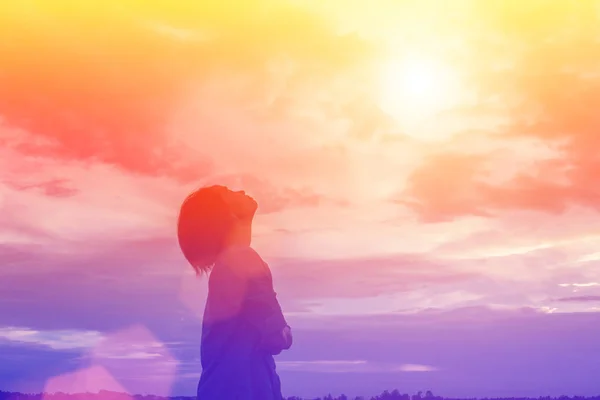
(394, 60, 439, 99)
(379, 56, 460, 141)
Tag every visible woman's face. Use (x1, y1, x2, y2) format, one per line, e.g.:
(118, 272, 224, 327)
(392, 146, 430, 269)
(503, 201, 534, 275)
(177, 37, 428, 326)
(220, 187, 258, 221)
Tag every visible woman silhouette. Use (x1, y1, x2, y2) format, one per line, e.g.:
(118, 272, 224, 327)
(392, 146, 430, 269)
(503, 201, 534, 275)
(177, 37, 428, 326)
(177, 185, 293, 400)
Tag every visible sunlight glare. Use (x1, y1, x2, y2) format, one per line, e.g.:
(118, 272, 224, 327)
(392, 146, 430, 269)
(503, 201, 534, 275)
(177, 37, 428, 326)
(379, 55, 460, 141)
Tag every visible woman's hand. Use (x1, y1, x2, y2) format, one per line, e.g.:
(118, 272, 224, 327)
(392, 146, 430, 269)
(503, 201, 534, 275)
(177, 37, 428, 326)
(282, 325, 293, 350)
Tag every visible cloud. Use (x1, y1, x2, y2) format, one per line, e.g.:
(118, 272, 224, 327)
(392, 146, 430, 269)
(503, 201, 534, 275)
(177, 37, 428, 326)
(0, 325, 182, 396)
(395, 364, 438, 372)
(0, 0, 372, 182)
(0, 327, 103, 350)
(2, 306, 600, 397)
(400, 153, 491, 222)
(0, 238, 479, 332)
(555, 296, 600, 303)
(559, 282, 600, 288)
(387, 2, 600, 221)
(7, 179, 78, 199)
(198, 173, 328, 215)
(279, 306, 600, 398)
(278, 360, 438, 373)
(0, 148, 184, 253)
(272, 253, 478, 304)
(402, 137, 568, 222)
(1, 221, 594, 336)
(279, 360, 368, 373)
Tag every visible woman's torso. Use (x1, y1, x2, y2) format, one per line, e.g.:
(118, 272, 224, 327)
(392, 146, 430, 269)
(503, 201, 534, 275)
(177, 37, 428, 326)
(197, 248, 283, 400)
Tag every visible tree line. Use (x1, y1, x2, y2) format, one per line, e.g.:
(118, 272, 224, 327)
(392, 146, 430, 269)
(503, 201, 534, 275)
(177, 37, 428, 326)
(1, 390, 598, 400)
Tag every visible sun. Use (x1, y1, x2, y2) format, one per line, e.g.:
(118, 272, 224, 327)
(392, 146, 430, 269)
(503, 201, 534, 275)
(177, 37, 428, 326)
(378, 56, 459, 140)
(389, 59, 438, 100)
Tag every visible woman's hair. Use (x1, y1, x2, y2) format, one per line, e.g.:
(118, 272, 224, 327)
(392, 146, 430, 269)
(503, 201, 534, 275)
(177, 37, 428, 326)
(177, 185, 234, 275)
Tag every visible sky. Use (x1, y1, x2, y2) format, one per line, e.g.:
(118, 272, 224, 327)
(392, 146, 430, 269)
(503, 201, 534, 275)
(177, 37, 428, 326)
(1, 0, 600, 398)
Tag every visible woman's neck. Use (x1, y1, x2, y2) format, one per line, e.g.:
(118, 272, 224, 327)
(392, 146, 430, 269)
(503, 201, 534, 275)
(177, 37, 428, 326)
(224, 220, 252, 249)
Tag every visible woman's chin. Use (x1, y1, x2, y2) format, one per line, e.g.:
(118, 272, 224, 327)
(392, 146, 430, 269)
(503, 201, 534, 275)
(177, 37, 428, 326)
(236, 202, 258, 221)
(246, 197, 259, 214)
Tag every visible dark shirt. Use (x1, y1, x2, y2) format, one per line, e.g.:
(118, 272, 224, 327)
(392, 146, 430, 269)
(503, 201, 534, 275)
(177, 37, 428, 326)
(197, 246, 291, 400)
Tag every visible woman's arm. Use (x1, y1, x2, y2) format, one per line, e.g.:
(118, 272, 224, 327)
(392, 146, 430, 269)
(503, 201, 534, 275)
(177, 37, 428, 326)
(244, 257, 292, 354)
(212, 246, 292, 354)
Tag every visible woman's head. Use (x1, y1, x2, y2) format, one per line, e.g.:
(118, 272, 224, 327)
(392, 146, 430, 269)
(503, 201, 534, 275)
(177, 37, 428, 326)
(177, 185, 258, 275)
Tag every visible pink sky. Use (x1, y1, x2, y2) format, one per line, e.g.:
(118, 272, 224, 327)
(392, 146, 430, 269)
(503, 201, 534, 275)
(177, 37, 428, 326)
(1, 1, 600, 398)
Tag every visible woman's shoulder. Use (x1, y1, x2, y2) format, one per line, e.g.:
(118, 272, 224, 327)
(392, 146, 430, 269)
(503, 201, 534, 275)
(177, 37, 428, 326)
(215, 245, 267, 277)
